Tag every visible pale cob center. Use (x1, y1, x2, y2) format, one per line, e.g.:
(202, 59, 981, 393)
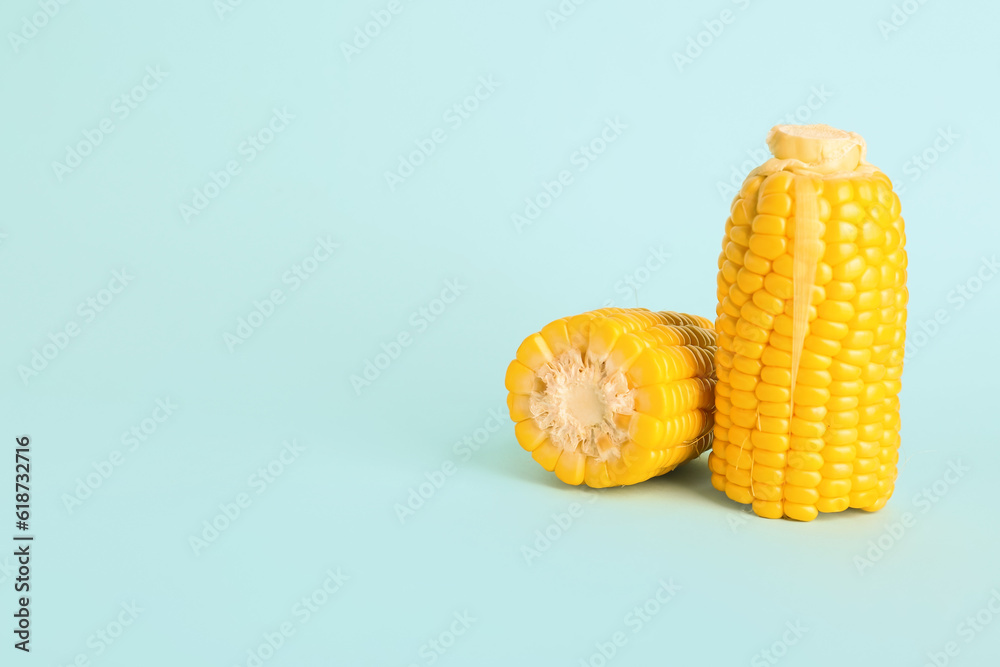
(528, 350, 633, 461)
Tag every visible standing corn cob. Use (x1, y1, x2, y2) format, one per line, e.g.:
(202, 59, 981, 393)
(709, 125, 907, 521)
(506, 309, 717, 487)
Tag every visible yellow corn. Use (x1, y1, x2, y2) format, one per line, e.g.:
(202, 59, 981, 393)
(505, 308, 716, 487)
(709, 125, 907, 521)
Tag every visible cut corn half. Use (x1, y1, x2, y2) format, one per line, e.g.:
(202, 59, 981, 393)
(710, 125, 907, 521)
(505, 308, 717, 487)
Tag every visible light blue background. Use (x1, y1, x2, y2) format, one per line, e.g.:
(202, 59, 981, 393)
(3, 0, 999, 665)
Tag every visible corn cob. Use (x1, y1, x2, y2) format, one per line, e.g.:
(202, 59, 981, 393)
(505, 308, 717, 487)
(709, 125, 907, 521)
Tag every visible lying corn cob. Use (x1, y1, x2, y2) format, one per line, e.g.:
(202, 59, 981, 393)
(709, 125, 907, 521)
(505, 308, 717, 487)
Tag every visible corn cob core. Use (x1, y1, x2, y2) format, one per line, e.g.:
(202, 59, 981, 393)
(709, 124, 907, 521)
(506, 309, 717, 487)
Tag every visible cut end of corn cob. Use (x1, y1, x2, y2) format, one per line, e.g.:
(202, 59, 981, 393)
(766, 124, 866, 174)
(711, 125, 906, 521)
(506, 309, 717, 488)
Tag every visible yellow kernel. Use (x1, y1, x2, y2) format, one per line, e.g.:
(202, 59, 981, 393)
(825, 220, 858, 243)
(732, 354, 762, 375)
(794, 405, 826, 421)
(758, 193, 793, 217)
(756, 382, 789, 403)
(835, 348, 871, 366)
(764, 273, 793, 299)
(733, 337, 766, 359)
(758, 416, 789, 434)
(752, 214, 787, 235)
(772, 254, 793, 278)
(826, 180, 853, 204)
(824, 280, 857, 301)
(751, 464, 784, 486)
(790, 451, 825, 471)
(759, 401, 789, 418)
(841, 330, 875, 349)
(749, 234, 788, 260)
(761, 346, 791, 368)
(828, 410, 859, 428)
(796, 368, 832, 387)
(743, 250, 772, 275)
(817, 497, 850, 513)
(824, 395, 858, 411)
(753, 449, 786, 467)
(793, 385, 830, 406)
(804, 335, 840, 357)
(784, 486, 820, 505)
(753, 500, 785, 519)
(834, 201, 865, 223)
(749, 480, 781, 503)
(740, 301, 774, 329)
(825, 243, 858, 265)
(752, 431, 790, 452)
(736, 318, 769, 344)
(730, 225, 751, 247)
(784, 502, 819, 522)
(855, 266, 881, 290)
(737, 267, 764, 294)
(817, 300, 855, 322)
(773, 314, 793, 337)
(729, 368, 758, 391)
(762, 171, 795, 194)
(752, 289, 784, 316)
(761, 366, 791, 386)
(790, 438, 825, 454)
(721, 260, 739, 283)
(729, 284, 750, 307)
(824, 428, 858, 446)
(786, 468, 822, 488)
(830, 379, 865, 396)
(832, 256, 867, 281)
(791, 417, 825, 438)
